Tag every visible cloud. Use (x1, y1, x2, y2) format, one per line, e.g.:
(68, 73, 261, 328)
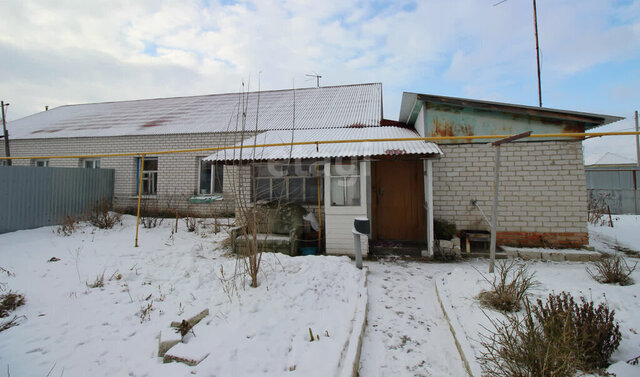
(0, 0, 638, 161)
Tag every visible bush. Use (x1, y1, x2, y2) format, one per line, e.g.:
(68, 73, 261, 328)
(56, 215, 77, 236)
(479, 299, 576, 377)
(587, 254, 637, 286)
(479, 292, 622, 376)
(88, 199, 121, 229)
(434, 219, 456, 240)
(0, 291, 26, 318)
(533, 292, 621, 371)
(478, 260, 537, 312)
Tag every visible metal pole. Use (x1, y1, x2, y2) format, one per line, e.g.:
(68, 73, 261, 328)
(533, 0, 542, 107)
(134, 155, 145, 247)
(489, 145, 501, 273)
(635, 110, 639, 168)
(1, 101, 11, 166)
(633, 110, 640, 215)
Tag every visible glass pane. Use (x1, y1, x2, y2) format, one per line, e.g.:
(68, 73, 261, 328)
(289, 178, 303, 202)
(256, 178, 270, 201)
(94, 160, 100, 168)
(255, 165, 271, 177)
(330, 177, 345, 206)
(200, 160, 212, 194)
(144, 158, 158, 171)
(344, 177, 361, 206)
(214, 164, 224, 193)
(331, 161, 359, 176)
(272, 178, 285, 200)
(305, 177, 320, 203)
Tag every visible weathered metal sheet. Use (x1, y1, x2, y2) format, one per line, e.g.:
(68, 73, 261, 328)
(585, 169, 639, 214)
(0, 166, 114, 233)
(8, 84, 382, 139)
(204, 127, 443, 161)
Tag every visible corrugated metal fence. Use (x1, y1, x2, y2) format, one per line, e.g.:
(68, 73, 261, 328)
(0, 166, 114, 234)
(586, 168, 640, 215)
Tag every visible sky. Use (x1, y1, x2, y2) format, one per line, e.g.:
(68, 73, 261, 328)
(1, 0, 639, 162)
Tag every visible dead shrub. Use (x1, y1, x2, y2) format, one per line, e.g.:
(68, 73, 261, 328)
(139, 301, 154, 323)
(479, 300, 577, 377)
(184, 216, 197, 232)
(479, 292, 622, 376)
(57, 215, 77, 236)
(86, 273, 105, 288)
(477, 260, 537, 312)
(88, 198, 121, 229)
(0, 291, 26, 317)
(587, 254, 637, 286)
(533, 292, 621, 371)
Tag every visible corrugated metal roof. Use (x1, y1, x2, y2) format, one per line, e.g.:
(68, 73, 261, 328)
(204, 126, 443, 161)
(9, 83, 382, 139)
(399, 92, 624, 128)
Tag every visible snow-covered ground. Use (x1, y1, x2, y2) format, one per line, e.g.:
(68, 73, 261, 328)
(359, 258, 467, 377)
(589, 215, 640, 255)
(0, 216, 366, 377)
(2, 215, 639, 376)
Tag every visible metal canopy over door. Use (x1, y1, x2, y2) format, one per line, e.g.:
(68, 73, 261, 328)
(373, 158, 425, 241)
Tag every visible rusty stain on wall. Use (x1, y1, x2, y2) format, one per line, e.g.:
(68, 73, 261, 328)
(429, 117, 474, 137)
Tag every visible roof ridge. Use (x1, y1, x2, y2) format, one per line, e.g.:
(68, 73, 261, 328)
(46, 82, 382, 111)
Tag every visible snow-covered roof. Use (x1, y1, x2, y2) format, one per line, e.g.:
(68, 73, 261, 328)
(586, 152, 637, 166)
(204, 126, 443, 161)
(8, 83, 382, 139)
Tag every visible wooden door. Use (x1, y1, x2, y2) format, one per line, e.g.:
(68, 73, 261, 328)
(373, 159, 425, 241)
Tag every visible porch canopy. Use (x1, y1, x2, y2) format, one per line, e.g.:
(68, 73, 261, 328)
(204, 126, 443, 161)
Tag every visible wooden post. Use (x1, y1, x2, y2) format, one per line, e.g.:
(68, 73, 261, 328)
(489, 145, 501, 273)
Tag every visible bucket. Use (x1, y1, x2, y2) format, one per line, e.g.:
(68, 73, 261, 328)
(299, 246, 318, 256)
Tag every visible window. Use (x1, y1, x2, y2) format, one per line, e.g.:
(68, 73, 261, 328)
(34, 159, 49, 167)
(330, 159, 360, 206)
(254, 161, 323, 204)
(83, 159, 100, 168)
(199, 159, 224, 194)
(1, 160, 9, 166)
(136, 157, 158, 195)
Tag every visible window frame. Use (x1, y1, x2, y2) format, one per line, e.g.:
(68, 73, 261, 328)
(83, 159, 100, 169)
(329, 159, 361, 207)
(198, 158, 224, 195)
(34, 159, 49, 167)
(253, 160, 323, 204)
(136, 157, 158, 196)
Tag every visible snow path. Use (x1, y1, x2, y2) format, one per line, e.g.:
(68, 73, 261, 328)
(359, 258, 468, 377)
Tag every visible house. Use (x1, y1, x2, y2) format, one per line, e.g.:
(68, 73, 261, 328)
(585, 152, 639, 214)
(398, 92, 622, 249)
(2, 84, 622, 256)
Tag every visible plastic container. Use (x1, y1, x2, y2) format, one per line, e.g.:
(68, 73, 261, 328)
(299, 246, 318, 256)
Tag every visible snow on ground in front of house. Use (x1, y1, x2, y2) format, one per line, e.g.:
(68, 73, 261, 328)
(0, 216, 366, 377)
(589, 214, 640, 254)
(439, 258, 640, 377)
(359, 258, 468, 377)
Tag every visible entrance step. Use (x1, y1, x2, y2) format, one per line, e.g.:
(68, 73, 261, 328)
(369, 240, 426, 257)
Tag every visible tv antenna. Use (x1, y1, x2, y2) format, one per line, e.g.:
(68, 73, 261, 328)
(495, 0, 542, 107)
(305, 72, 322, 88)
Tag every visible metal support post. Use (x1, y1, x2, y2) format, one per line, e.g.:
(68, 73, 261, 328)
(1, 101, 10, 165)
(489, 146, 500, 273)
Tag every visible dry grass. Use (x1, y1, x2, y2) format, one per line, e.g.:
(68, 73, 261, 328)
(0, 315, 25, 332)
(184, 216, 197, 232)
(477, 260, 538, 312)
(88, 198, 121, 229)
(0, 291, 26, 317)
(86, 273, 105, 288)
(587, 254, 637, 286)
(479, 292, 622, 377)
(56, 215, 77, 236)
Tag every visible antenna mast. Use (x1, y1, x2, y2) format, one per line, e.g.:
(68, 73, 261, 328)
(305, 73, 322, 88)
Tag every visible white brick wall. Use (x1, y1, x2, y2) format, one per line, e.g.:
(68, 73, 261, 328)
(3, 132, 251, 215)
(433, 141, 588, 234)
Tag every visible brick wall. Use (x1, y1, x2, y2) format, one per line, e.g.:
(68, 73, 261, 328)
(3, 132, 252, 216)
(433, 141, 588, 247)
